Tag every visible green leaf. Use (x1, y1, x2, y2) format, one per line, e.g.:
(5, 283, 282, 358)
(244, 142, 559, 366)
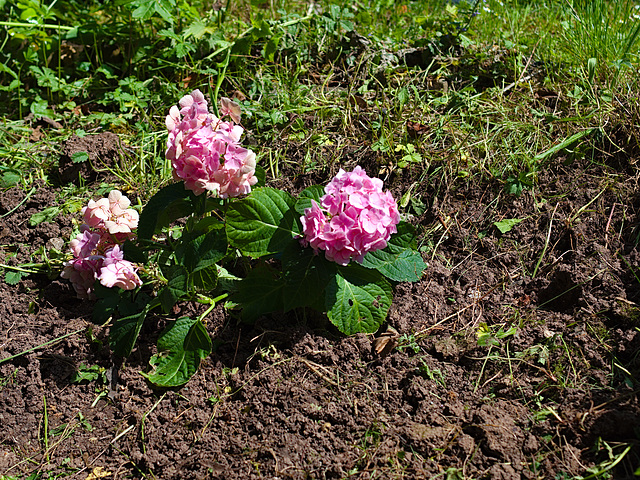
(122, 240, 148, 264)
(254, 164, 266, 187)
(1, 171, 21, 187)
(93, 283, 121, 324)
(4, 270, 28, 285)
(29, 206, 60, 226)
(232, 264, 285, 322)
(251, 16, 273, 38)
(386, 222, 418, 252)
(70, 364, 106, 384)
(175, 227, 227, 273)
(109, 304, 150, 357)
(184, 18, 215, 39)
(226, 187, 300, 257)
(263, 32, 283, 62)
(361, 249, 426, 282)
(281, 242, 335, 311)
(142, 317, 212, 387)
(294, 185, 325, 215)
(534, 128, 598, 162)
(138, 182, 195, 240)
(175, 227, 226, 292)
(190, 263, 218, 292)
(71, 151, 89, 163)
(131, 0, 175, 22)
(158, 265, 188, 313)
(360, 222, 426, 282)
(326, 265, 392, 335)
(494, 218, 524, 234)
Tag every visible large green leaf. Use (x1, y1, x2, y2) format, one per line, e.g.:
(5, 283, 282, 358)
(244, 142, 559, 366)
(190, 263, 218, 292)
(386, 221, 419, 252)
(281, 242, 335, 311)
(361, 222, 426, 282)
(138, 182, 195, 240)
(232, 264, 285, 322)
(226, 187, 300, 257)
(175, 226, 226, 292)
(158, 264, 188, 313)
(175, 226, 227, 272)
(109, 304, 151, 357)
(326, 265, 392, 335)
(294, 185, 325, 215)
(142, 317, 212, 387)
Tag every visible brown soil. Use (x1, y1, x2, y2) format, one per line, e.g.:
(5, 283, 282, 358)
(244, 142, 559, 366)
(1, 133, 640, 479)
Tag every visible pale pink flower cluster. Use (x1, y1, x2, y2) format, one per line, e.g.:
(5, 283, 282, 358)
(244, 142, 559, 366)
(61, 190, 142, 299)
(165, 90, 258, 197)
(300, 166, 400, 265)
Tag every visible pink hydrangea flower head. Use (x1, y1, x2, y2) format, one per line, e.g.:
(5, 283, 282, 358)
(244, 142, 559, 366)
(61, 255, 103, 299)
(300, 166, 400, 265)
(80, 190, 138, 239)
(98, 247, 142, 290)
(62, 192, 140, 298)
(214, 144, 258, 198)
(166, 90, 257, 197)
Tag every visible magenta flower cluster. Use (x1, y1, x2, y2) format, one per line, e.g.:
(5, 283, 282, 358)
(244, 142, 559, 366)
(61, 191, 142, 299)
(166, 90, 258, 197)
(300, 166, 400, 265)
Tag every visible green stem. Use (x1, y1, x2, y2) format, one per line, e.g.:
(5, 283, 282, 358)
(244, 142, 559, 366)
(43, 394, 49, 462)
(0, 327, 84, 365)
(196, 292, 229, 306)
(197, 292, 229, 323)
(1, 186, 35, 218)
(0, 21, 74, 31)
(0, 263, 46, 274)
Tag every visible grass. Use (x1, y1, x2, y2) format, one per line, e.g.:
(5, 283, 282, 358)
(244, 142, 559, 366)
(2, 0, 640, 478)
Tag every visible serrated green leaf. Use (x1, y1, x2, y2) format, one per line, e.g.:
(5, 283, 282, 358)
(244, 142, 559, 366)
(93, 283, 121, 324)
(281, 241, 335, 311)
(294, 185, 325, 215)
(4, 270, 27, 285)
(122, 240, 148, 264)
(361, 248, 426, 282)
(175, 227, 227, 273)
(71, 151, 89, 163)
(493, 218, 524, 234)
(183, 18, 216, 39)
(174, 227, 226, 293)
(138, 183, 195, 240)
(226, 187, 300, 257)
(142, 317, 211, 387)
(263, 32, 283, 62)
(326, 265, 392, 335)
(29, 206, 60, 226)
(360, 222, 426, 281)
(1, 171, 21, 187)
(158, 264, 188, 313)
(191, 263, 218, 292)
(109, 304, 150, 357)
(386, 222, 418, 253)
(232, 264, 285, 322)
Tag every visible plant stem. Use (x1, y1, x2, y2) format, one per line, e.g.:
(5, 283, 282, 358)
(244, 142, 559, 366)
(0, 328, 85, 365)
(0, 21, 74, 30)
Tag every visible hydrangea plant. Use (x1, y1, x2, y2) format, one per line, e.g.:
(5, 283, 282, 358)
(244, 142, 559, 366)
(62, 90, 427, 387)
